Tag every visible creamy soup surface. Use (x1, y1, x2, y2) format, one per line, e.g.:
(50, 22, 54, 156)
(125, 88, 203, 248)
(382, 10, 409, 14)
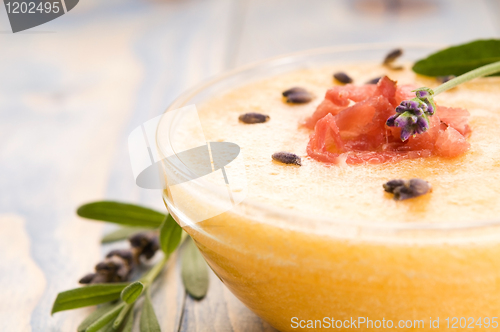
(171, 63, 500, 224)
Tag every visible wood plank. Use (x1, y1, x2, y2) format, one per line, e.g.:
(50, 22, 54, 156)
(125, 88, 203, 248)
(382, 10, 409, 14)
(178, 246, 278, 332)
(151, 252, 186, 332)
(175, 0, 499, 331)
(234, 0, 499, 66)
(484, 0, 500, 34)
(3, 0, 498, 330)
(0, 0, 253, 330)
(0, 215, 46, 332)
(0, 16, 141, 329)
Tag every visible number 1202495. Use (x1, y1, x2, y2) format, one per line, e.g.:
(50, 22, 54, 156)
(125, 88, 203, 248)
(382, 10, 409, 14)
(5, 1, 60, 14)
(446, 317, 499, 329)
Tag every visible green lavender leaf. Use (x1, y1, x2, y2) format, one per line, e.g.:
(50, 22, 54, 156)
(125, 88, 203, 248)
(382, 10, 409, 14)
(85, 302, 126, 332)
(81, 319, 115, 332)
(120, 282, 144, 304)
(102, 227, 154, 243)
(121, 308, 135, 332)
(77, 303, 117, 332)
(51, 283, 128, 314)
(77, 201, 166, 228)
(96, 320, 115, 332)
(159, 214, 182, 256)
(113, 303, 134, 330)
(181, 237, 209, 300)
(140, 291, 161, 332)
(102, 323, 118, 332)
(413, 39, 500, 77)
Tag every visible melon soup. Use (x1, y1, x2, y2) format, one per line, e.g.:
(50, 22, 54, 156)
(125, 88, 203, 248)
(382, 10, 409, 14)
(156, 46, 500, 331)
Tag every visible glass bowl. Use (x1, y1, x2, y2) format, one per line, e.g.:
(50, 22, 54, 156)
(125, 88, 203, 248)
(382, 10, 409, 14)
(156, 44, 500, 332)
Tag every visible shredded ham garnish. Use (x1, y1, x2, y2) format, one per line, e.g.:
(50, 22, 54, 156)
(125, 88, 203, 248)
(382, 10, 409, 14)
(304, 76, 471, 165)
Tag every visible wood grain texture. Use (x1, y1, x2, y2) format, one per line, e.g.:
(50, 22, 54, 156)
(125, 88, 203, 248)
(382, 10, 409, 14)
(0, 215, 46, 332)
(485, 0, 500, 34)
(0, 0, 269, 330)
(0, 0, 498, 331)
(178, 242, 278, 332)
(233, 0, 499, 66)
(150, 252, 186, 332)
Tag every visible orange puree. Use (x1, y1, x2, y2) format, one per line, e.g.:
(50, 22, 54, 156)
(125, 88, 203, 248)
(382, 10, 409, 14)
(160, 63, 500, 331)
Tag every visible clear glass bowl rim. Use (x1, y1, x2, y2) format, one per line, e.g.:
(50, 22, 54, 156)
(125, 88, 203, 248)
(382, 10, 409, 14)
(158, 42, 500, 234)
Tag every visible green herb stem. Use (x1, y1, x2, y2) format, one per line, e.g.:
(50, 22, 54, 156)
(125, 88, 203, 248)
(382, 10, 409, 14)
(434, 60, 500, 95)
(85, 302, 126, 332)
(141, 255, 169, 287)
(113, 303, 134, 329)
(139, 231, 187, 287)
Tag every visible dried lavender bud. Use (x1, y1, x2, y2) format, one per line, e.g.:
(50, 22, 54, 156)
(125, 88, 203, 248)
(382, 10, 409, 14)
(129, 232, 150, 248)
(78, 234, 159, 285)
(239, 112, 270, 124)
(108, 255, 131, 281)
(106, 249, 133, 266)
(282, 87, 313, 104)
(95, 261, 115, 272)
(282, 87, 307, 97)
(141, 236, 159, 260)
(94, 256, 129, 282)
(272, 152, 301, 166)
(333, 72, 353, 84)
(383, 178, 431, 201)
(79, 253, 132, 284)
(286, 93, 312, 104)
(129, 232, 159, 263)
(383, 179, 406, 193)
(437, 75, 456, 83)
(79, 273, 96, 284)
(383, 48, 403, 66)
(365, 77, 381, 85)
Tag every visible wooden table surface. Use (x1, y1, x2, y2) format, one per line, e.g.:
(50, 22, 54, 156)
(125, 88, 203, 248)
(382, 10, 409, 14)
(1, 0, 499, 331)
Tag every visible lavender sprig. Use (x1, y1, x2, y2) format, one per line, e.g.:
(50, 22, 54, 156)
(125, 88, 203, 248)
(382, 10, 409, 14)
(387, 60, 500, 141)
(386, 91, 433, 141)
(52, 201, 208, 331)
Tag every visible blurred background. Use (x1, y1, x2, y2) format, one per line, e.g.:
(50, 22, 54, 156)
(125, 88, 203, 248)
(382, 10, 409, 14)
(0, 0, 499, 331)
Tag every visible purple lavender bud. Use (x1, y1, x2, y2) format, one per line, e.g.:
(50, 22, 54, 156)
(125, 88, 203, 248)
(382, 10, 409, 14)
(408, 100, 419, 109)
(400, 126, 413, 141)
(416, 116, 429, 134)
(413, 107, 423, 116)
(413, 87, 436, 116)
(416, 90, 430, 98)
(395, 105, 406, 114)
(387, 87, 436, 141)
(386, 114, 398, 126)
(427, 104, 434, 115)
(395, 114, 409, 128)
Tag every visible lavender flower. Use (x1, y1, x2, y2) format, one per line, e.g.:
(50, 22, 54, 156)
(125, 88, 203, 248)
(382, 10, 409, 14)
(386, 59, 500, 141)
(414, 87, 436, 115)
(386, 88, 435, 141)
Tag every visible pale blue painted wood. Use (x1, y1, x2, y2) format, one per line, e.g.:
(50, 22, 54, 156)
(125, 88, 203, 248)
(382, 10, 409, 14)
(485, 0, 500, 34)
(233, 0, 499, 66)
(0, 0, 499, 331)
(0, 0, 245, 331)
